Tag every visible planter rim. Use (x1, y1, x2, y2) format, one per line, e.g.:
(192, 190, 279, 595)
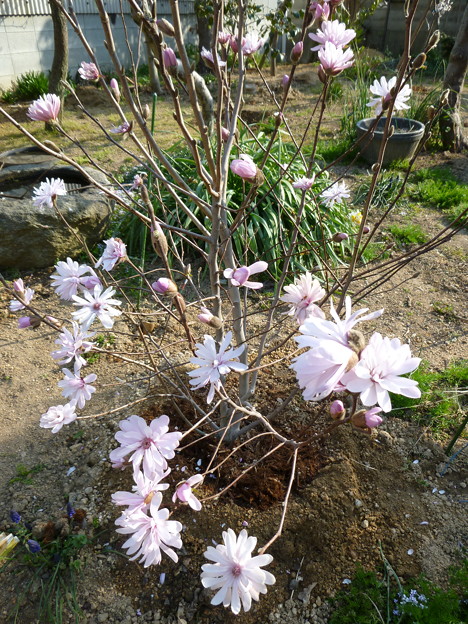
(357, 117, 425, 140)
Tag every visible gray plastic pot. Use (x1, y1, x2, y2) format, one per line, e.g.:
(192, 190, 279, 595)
(356, 117, 425, 166)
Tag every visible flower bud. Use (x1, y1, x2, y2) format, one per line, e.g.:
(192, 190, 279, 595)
(346, 350, 359, 372)
(140, 320, 157, 334)
(13, 279, 24, 294)
(163, 47, 178, 70)
(388, 125, 395, 138)
(282, 74, 290, 90)
(18, 316, 32, 329)
(317, 65, 327, 84)
(110, 78, 120, 102)
(151, 222, 168, 259)
(27, 539, 41, 554)
(347, 328, 366, 355)
(221, 126, 230, 142)
(10, 511, 21, 523)
(364, 407, 383, 428)
(362, 225, 370, 234)
(332, 232, 349, 242)
(371, 162, 380, 173)
(152, 278, 178, 295)
(329, 400, 345, 419)
(198, 307, 223, 329)
(426, 30, 440, 53)
(440, 89, 450, 105)
(290, 41, 303, 64)
(142, 104, 150, 120)
(174, 293, 186, 313)
(156, 18, 175, 37)
(218, 31, 231, 45)
(412, 53, 426, 69)
(351, 409, 367, 430)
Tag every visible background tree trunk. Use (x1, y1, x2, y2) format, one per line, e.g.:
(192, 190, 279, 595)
(48, 0, 68, 125)
(440, 4, 468, 151)
(195, 0, 211, 74)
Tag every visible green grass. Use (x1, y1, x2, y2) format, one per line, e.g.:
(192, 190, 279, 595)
(390, 360, 468, 438)
(388, 223, 427, 246)
(329, 557, 468, 624)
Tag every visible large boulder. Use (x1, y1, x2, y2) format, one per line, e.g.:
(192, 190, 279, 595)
(0, 159, 112, 270)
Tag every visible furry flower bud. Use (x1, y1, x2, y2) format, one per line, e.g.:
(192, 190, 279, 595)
(426, 30, 440, 53)
(329, 400, 345, 419)
(197, 307, 223, 329)
(163, 47, 178, 70)
(157, 18, 176, 37)
(152, 278, 177, 295)
(110, 78, 120, 102)
(413, 53, 426, 69)
(151, 223, 168, 259)
(332, 232, 349, 242)
(290, 41, 303, 64)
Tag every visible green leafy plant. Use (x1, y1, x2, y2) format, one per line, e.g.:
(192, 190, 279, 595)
(388, 223, 427, 246)
(9, 463, 45, 485)
(0, 71, 49, 103)
(410, 168, 468, 214)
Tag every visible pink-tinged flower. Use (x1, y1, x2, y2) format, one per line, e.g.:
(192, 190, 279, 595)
(163, 47, 178, 69)
(201, 47, 227, 68)
(51, 322, 95, 369)
(329, 399, 345, 418)
(281, 272, 325, 324)
(72, 285, 122, 329)
(51, 258, 95, 301)
(230, 154, 257, 181)
(27, 94, 61, 122)
(224, 261, 268, 289)
(282, 74, 290, 88)
(229, 35, 246, 54)
(291, 297, 383, 401)
(221, 126, 230, 142)
(172, 474, 203, 511)
(364, 406, 383, 428)
(309, 19, 356, 51)
(40, 403, 77, 434)
(342, 333, 421, 412)
(201, 528, 276, 615)
(366, 76, 412, 116)
(109, 77, 120, 101)
(188, 331, 248, 404)
(95, 237, 127, 271)
(318, 42, 354, 76)
(109, 414, 182, 475)
(79, 272, 102, 291)
(292, 175, 315, 191)
(112, 467, 170, 511)
(58, 365, 97, 409)
(309, 1, 330, 22)
(78, 61, 99, 81)
(290, 41, 303, 64)
(198, 307, 213, 324)
(9, 283, 34, 312)
(152, 277, 177, 295)
(32, 178, 66, 208)
(321, 180, 350, 206)
(110, 121, 131, 135)
(218, 31, 231, 45)
(115, 493, 182, 567)
(242, 33, 264, 56)
(18, 316, 32, 329)
(131, 173, 145, 190)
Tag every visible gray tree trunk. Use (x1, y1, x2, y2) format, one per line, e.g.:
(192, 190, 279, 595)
(48, 0, 68, 122)
(440, 4, 468, 151)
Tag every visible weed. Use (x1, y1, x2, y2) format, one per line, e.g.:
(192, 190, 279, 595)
(390, 360, 468, 438)
(388, 223, 427, 246)
(329, 555, 467, 624)
(9, 463, 45, 485)
(432, 301, 456, 319)
(0, 71, 48, 103)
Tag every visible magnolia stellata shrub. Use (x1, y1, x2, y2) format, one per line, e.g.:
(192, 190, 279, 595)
(0, 0, 461, 615)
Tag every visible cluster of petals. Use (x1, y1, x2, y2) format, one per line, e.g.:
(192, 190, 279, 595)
(51, 258, 101, 301)
(58, 364, 97, 409)
(39, 403, 77, 433)
(27, 93, 61, 122)
(320, 180, 350, 206)
(309, 20, 356, 51)
(78, 61, 100, 81)
(342, 333, 421, 412)
(291, 297, 383, 401)
(51, 321, 95, 368)
(172, 474, 203, 511)
(224, 261, 268, 289)
(188, 331, 248, 404)
(281, 272, 325, 324)
(110, 121, 131, 135)
(115, 494, 182, 567)
(109, 414, 182, 475)
(366, 76, 412, 116)
(112, 467, 170, 512)
(201, 529, 276, 615)
(72, 285, 122, 329)
(242, 33, 264, 56)
(9, 278, 34, 311)
(292, 175, 315, 191)
(201, 47, 226, 68)
(32, 178, 67, 208)
(230, 154, 257, 181)
(95, 237, 127, 271)
(318, 41, 354, 76)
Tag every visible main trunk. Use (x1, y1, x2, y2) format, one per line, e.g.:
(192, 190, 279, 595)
(48, 0, 68, 120)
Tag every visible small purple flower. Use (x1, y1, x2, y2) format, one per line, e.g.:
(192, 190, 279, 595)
(27, 539, 41, 554)
(10, 510, 21, 524)
(66, 502, 76, 518)
(78, 61, 100, 81)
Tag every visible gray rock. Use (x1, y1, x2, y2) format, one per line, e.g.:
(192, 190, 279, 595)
(0, 163, 112, 269)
